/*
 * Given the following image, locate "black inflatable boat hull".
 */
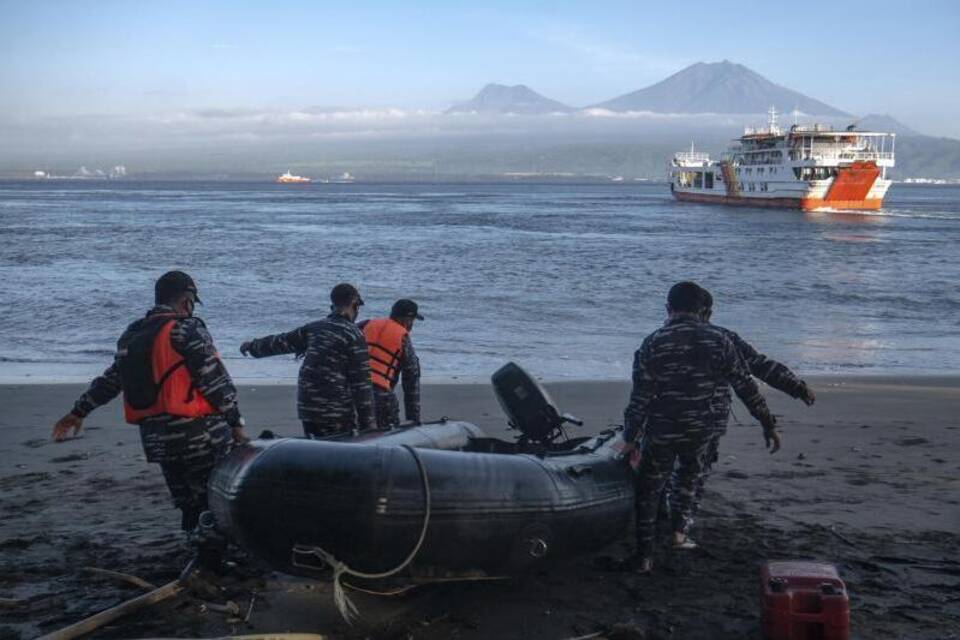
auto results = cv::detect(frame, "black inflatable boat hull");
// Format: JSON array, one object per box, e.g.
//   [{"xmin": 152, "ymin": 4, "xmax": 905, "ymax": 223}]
[{"xmin": 208, "ymin": 430, "xmax": 633, "ymax": 577}]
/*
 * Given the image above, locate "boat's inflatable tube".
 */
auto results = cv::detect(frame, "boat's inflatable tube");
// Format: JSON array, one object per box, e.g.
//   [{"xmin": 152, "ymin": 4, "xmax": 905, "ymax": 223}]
[{"xmin": 208, "ymin": 429, "xmax": 633, "ymax": 577}]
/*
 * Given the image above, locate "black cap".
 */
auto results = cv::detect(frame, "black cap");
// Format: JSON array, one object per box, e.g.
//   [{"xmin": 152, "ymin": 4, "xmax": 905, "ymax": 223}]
[
  {"xmin": 155, "ymin": 271, "xmax": 201, "ymax": 305},
  {"xmin": 390, "ymin": 298, "xmax": 423, "ymax": 320},
  {"xmin": 330, "ymin": 283, "xmax": 364, "ymax": 307}
]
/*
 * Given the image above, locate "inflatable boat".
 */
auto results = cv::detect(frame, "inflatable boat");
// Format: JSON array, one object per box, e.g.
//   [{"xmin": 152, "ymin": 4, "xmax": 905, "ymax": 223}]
[{"xmin": 207, "ymin": 363, "xmax": 634, "ymax": 580}]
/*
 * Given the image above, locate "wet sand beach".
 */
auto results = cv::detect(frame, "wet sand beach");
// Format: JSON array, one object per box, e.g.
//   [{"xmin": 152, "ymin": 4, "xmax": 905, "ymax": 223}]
[{"xmin": 1, "ymin": 378, "xmax": 958, "ymax": 639}]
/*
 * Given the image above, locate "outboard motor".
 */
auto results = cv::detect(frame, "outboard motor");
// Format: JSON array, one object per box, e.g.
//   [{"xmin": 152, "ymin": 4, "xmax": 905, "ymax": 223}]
[{"xmin": 491, "ymin": 362, "xmax": 582, "ymax": 444}]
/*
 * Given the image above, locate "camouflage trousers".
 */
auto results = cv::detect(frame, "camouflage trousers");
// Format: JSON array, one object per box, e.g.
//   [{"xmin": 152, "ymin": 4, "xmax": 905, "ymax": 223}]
[
  {"xmin": 634, "ymin": 427, "xmax": 713, "ymax": 557},
  {"xmin": 301, "ymin": 418, "xmax": 357, "ymax": 439},
  {"xmin": 373, "ymin": 388, "xmax": 400, "ymax": 430},
  {"xmin": 660, "ymin": 415, "xmax": 728, "ymax": 523},
  {"xmin": 139, "ymin": 416, "xmax": 235, "ymax": 531}
]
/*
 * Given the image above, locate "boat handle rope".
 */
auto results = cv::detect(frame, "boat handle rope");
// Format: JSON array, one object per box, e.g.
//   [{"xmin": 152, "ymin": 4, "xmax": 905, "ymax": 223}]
[{"xmin": 292, "ymin": 443, "xmax": 432, "ymax": 625}]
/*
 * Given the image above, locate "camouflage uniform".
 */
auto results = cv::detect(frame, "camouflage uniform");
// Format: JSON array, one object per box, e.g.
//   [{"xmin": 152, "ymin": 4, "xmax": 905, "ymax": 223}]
[
  {"xmin": 662, "ymin": 326, "xmax": 809, "ymax": 517},
  {"xmin": 358, "ymin": 320, "xmax": 421, "ymax": 429},
  {"xmin": 624, "ymin": 314, "xmax": 775, "ymax": 557},
  {"xmin": 244, "ymin": 312, "xmax": 375, "ymax": 437},
  {"xmin": 71, "ymin": 305, "xmax": 242, "ymax": 531}
]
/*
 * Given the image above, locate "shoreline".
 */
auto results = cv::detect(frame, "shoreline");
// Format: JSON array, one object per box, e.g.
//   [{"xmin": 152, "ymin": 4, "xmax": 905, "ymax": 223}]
[{"xmin": 2, "ymin": 372, "xmax": 960, "ymax": 386}]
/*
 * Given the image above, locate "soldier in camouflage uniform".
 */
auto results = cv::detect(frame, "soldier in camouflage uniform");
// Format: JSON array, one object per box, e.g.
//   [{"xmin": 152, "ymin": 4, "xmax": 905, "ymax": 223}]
[
  {"xmin": 358, "ymin": 299, "xmax": 422, "ymax": 429},
  {"xmin": 52, "ymin": 271, "xmax": 248, "ymax": 538},
  {"xmin": 661, "ymin": 286, "xmax": 816, "ymax": 518},
  {"xmin": 621, "ymin": 281, "xmax": 780, "ymax": 573},
  {"xmin": 240, "ymin": 283, "xmax": 375, "ymax": 438}
]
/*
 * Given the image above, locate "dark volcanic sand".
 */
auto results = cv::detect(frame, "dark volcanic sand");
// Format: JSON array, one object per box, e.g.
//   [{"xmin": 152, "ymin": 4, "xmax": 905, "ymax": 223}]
[{"xmin": 1, "ymin": 379, "xmax": 958, "ymax": 639}]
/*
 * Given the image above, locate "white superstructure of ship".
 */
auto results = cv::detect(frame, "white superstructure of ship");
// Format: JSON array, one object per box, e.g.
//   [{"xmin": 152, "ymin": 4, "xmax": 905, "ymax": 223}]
[
  {"xmin": 275, "ymin": 170, "xmax": 312, "ymax": 184},
  {"xmin": 668, "ymin": 108, "xmax": 895, "ymax": 210}
]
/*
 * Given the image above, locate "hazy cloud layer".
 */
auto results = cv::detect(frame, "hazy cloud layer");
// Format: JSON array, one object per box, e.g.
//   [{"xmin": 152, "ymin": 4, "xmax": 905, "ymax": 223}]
[{"xmin": 0, "ymin": 106, "xmax": 856, "ymax": 173}]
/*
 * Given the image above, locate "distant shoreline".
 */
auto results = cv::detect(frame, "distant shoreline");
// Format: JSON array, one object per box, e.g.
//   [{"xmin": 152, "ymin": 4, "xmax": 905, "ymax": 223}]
[
  {"xmin": 1, "ymin": 176, "xmax": 666, "ymax": 185},
  {"xmin": 2, "ymin": 177, "xmax": 959, "ymax": 186}
]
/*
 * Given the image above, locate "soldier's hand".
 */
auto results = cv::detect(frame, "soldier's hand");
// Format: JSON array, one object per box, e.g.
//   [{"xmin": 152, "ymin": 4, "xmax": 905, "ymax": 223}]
[
  {"xmin": 232, "ymin": 426, "xmax": 250, "ymax": 445},
  {"xmin": 239, "ymin": 341, "xmax": 253, "ymax": 357},
  {"xmin": 619, "ymin": 439, "xmax": 636, "ymax": 458},
  {"xmin": 763, "ymin": 428, "xmax": 782, "ymax": 454},
  {"xmin": 799, "ymin": 383, "xmax": 816, "ymax": 406},
  {"xmin": 52, "ymin": 413, "xmax": 84, "ymax": 442}
]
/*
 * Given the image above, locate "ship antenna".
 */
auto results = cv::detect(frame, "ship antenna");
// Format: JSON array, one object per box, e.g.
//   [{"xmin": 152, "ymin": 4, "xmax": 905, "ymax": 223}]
[{"xmin": 792, "ymin": 106, "xmax": 800, "ymax": 126}]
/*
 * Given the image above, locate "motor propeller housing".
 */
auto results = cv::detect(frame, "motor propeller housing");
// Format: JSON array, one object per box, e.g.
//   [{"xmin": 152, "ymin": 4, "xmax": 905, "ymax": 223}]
[{"xmin": 491, "ymin": 362, "xmax": 581, "ymax": 444}]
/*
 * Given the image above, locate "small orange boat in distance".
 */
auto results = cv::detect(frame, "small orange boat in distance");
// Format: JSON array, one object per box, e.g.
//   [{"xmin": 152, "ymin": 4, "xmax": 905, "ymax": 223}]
[{"xmin": 275, "ymin": 170, "xmax": 312, "ymax": 184}]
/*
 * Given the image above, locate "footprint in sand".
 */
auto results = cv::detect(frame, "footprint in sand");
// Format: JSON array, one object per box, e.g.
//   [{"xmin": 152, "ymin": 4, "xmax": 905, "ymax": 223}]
[{"xmin": 0, "ymin": 472, "xmax": 52, "ymax": 489}]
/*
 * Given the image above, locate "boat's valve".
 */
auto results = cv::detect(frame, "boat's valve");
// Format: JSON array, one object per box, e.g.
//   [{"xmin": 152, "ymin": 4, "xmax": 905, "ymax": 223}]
[{"xmin": 526, "ymin": 537, "xmax": 549, "ymax": 559}]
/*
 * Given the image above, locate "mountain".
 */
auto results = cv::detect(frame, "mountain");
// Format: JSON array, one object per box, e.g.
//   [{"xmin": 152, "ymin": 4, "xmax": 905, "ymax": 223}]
[
  {"xmin": 447, "ymin": 83, "xmax": 573, "ymax": 115},
  {"xmin": 857, "ymin": 113, "xmax": 919, "ymax": 136},
  {"xmin": 592, "ymin": 60, "xmax": 850, "ymax": 117}
]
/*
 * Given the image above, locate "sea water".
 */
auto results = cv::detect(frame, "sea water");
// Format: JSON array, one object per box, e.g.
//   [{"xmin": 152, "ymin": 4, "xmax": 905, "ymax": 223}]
[{"xmin": 1, "ymin": 181, "xmax": 958, "ymax": 382}]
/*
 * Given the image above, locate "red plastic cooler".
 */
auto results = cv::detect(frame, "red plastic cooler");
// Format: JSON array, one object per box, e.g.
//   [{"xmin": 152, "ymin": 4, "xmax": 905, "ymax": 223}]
[{"xmin": 761, "ymin": 561, "xmax": 850, "ymax": 640}]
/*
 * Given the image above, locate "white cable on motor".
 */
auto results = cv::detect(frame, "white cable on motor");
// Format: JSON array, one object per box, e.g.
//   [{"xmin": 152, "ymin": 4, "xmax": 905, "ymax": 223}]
[{"xmin": 293, "ymin": 443, "xmax": 432, "ymax": 624}]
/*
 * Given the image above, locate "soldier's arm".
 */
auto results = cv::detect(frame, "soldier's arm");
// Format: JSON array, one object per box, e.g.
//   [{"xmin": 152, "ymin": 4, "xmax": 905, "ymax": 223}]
[
  {"xmin": 171, "ymin": 318, "xmax": 243, "ymax": 429},
  {"xmin": 729, "ymin": 330, "xmax": 809, "ymax": 400},
  {"xmin": 72, "ymin": 362, "xmax": 123, "ymax": 418},
  {"xmin": 721, "ymin": 337, "xmax": 775, "ymax": 427},
  {"xmin": 54, "ymin": 362, "xmax": 122, "ymax": 440},
  {"xmin": 243, "ymin": 326, "xmax": 308, "ymax": 358},
  {"xmin": 347, "ymin": 329, "xmax": 376, "ymax": 430},
  {"xmin": 399, "ymin": 334, "xmax": 421, "ymax": 424},
  {"xmin": 623, "ymin": 342, "xmax": 655, "ymax": 442}
]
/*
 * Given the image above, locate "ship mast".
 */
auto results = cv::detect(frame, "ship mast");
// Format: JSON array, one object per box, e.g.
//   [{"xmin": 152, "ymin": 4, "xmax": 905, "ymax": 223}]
[{"xmin": 767, "ymin": 106, "xmax": 781, "ymax": 134}]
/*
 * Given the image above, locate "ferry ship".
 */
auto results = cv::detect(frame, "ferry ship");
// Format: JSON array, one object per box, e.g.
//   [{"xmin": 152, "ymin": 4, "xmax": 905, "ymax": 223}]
[
  {"xmin": 668, "ymin": 108, "xmax": 895, "ymax": 210},
  {"xmin": 275, "ymin": 170, "xmax": 312, "ymax": 184}
]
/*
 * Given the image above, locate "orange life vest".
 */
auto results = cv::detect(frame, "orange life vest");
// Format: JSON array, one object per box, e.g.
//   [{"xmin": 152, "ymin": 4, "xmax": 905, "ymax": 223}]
[
  {"xmin": 121, "ymin": 316, "xmax": 217, "ymax": 424},
  {"xmin": 363, "ymin": 318, "xmax": 408, "ymax": 391}
]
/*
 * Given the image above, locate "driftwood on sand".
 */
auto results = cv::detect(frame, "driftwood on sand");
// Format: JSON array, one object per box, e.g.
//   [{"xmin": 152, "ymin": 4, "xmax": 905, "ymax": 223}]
[
  {"xmin": 82, "ymin": 566, "xmax": 157, "ymax": 590},
  {"xmin": 134, "ymin": 636, "xmax": 327, "ymax": 639},
  {"xmin": 36, "ymin": 579, "xmax": 183, "ymax": 640},
  {"xmin": 0, "ymin": 597, "xmax": 26, "ymax": 609}
]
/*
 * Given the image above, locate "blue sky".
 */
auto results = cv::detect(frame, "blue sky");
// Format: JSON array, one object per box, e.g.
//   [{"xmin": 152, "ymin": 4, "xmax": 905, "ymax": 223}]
[{"xmin": 1, "ymin": 0, "xmax": 959, "ymax": 136}]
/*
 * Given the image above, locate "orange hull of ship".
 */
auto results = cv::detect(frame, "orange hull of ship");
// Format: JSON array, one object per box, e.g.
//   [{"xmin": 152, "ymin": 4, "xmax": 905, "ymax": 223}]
[
  {"xmin": 801, "ymin": 198, "xmax": 882, "ymax": 211},
  {"xmin": 673, "ymin": 191, "xmax": 883, "ymax": 211}
]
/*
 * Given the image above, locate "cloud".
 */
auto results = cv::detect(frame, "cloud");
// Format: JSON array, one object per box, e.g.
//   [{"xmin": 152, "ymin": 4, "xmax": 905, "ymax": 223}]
[{"xmin": 0, "ymin": 105, "xmax": 783, "ymax": 165}]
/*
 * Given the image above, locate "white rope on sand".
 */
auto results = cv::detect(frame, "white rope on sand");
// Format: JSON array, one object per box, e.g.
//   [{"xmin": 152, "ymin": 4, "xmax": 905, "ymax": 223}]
[{"xmin": 292, "ymin": 444, "xmax": 432, "ymax": 625}]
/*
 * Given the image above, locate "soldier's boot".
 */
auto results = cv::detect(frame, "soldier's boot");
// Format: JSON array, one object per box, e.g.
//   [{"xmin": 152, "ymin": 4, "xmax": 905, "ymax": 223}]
[
  {"xmin": 181, "ymin": 507, "xmax": 201, "ymax": 532},
  {"xmin": 672, "ymin": 531, "xmax": 698, "ymax": 550},
  {"xmin": 186, "ymin": 511, "xmax": 229, "ymax": 575}
]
